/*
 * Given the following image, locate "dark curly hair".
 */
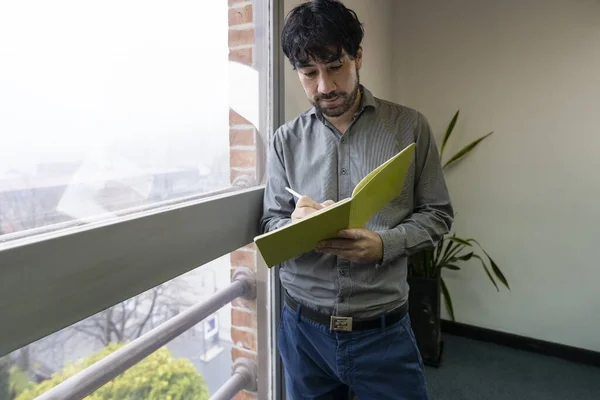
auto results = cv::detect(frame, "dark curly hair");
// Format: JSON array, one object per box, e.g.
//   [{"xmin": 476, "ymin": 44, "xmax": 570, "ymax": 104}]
[{"xmin": 281, "ymin": 0, "xmax": 364, "ymax": 69}]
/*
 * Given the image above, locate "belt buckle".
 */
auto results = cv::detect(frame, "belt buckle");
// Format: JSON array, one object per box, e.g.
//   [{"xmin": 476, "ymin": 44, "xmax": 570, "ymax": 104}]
[{"xmin": 330, "ymin": 316, "xmax": 353, "ymax": 332}]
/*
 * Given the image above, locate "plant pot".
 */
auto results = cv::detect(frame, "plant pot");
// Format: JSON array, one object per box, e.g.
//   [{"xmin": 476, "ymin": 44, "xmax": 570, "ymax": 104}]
[{"xmin": 407, "ymin": 274, "xmax": 443, "ymax": 367}]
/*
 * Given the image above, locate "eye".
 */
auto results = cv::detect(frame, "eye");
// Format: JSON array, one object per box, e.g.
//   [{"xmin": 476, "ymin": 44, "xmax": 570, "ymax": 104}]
[
  {"xmin": 330, "ymin": 65, "xmax": 342, "ymax": 71},
  {"xmin": 302, "ymin": 70, "xmax": 317, "ymax": 78}
]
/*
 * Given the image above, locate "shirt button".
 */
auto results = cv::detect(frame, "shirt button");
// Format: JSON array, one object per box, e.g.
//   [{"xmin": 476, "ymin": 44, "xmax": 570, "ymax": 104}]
[
  {"xmin": 341, "ymin": 168, "xmax": 347, "ymax": 174},
  {"xmin": 339, "ymin": 269, "xmax": 347, "ymax": 276},
  {"xmin": 339, "ymin": 296, "xmax": 345, "ymax": 303},
  {"xmin": 341, "ymin": 137, "xmax": 346, "ymax": 143}
]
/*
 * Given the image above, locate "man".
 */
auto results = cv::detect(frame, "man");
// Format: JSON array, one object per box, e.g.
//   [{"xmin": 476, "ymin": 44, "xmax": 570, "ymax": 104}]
[{"xmin": 259, "ymin": 1, "xmax": 454, "ymax": 399}]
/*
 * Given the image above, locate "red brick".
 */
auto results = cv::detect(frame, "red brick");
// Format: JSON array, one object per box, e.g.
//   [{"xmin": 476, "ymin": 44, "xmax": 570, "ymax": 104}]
[
  {"xmin": 229, "ymin": 47, "xmax": 253, "ymax": 66},
  {"xmin": 229, "ymin": 28, "xmax": 255, "ymax": 48},
  {"xmin": 232, "ymin": 308, "xmax": 257, "ymax": 330},
  {"xmin": 230, "ymin": 169, "xmax": 256, "ymax": 185},
  {"xmin": 231, "ymin": 327, "xmax": 257, "ymax": 352},
  {"xmin": 232, "ymin": 297, "xmax": 257, "ymax": 312},
  {"xmin": 231, "ymin": 150, "xmax": 256, "ymax": 169},
  {"xmin": 228, "ymin": 4, "xmax": 253, "ymax": 26},
  {"xmin": 234, "ymin": 391, "xmax": 257, "ymax": 400},
  {"xmin": 229, "ymin": 109, "xmax": 252, "ymax": 126},
  {"xmin": 230, "ymin": 128, "xmax": 255, "ymax": 146},
  {"xmin": 231, "ymin": 249, "xmax": 256, "ymax": 268},
  {"xmin": 231, "ymin": 346, "xmax": 257, "ymax": 362}
]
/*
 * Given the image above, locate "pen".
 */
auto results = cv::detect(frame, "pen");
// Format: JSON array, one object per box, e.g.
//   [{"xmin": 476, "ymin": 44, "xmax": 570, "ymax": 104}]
[{"xmin": 285, "ymin": 187, "xmax": 303, "ymax": 199}]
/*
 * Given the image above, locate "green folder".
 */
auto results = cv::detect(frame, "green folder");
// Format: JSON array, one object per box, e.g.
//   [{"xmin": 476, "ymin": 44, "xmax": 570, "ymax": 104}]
[{"xmin": 255, "ymin": 142, "xmax": 415, "ymax": 267}]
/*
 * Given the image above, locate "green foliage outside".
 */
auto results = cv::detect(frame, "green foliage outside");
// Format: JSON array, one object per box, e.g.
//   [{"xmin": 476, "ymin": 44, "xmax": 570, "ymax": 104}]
[
  {"xmin": 16, "ymin": 343, "xmax": 209, "ymax": 400},
  {"xmin": 0, "ymin": 355, "xmax": 30, "ymax": 400},
  {"xmin": 0, "ymin": 356, "xmax": 10, "ymax": 400},
  {"xmin": 10, "ymin": 365, "xmax": 30, "ymax": 398}
]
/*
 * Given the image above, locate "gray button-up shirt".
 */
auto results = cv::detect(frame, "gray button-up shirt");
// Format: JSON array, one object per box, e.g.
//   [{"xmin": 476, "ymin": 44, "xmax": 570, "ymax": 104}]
[{"xmin": 259, "ymin": 86, "xmax": 453, "ymax": 318}]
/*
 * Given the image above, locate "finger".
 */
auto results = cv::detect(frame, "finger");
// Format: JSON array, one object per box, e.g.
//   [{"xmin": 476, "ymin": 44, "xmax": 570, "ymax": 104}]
[
  {"xmin": 297, "ymin": 196, "xmax": 323, "ymax": 210},
  {"xmin": 320, "ymin": 200, "xmax": 335, "ymax": 207},
  {"xmin": 337, "ymin": 229, "xmax": 365, "ymax": 240},
  {"xmin": 317, "ymin": 238, "xmax": 354, "ymax": 250}
]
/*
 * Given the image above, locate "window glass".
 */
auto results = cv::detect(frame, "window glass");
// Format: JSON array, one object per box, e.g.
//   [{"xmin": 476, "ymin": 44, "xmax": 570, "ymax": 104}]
[
  {"xmin": 0, "ymin": 256, "xmax": 239, "ymax": 398},
  {"xmin": 0, "ymin": 0, "xmax": 263, "ymax": 398},
  {"xmin": 0, "ymin": 0, "xmax": 260, "ymax": 243}
]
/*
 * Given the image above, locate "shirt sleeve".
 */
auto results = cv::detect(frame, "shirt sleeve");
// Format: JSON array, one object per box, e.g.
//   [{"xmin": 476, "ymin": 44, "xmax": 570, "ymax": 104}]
[
  {"xmin": 375, "ymin": 112, "xmax": 454, "ymax": 267},
  {"xmin": 259, "ymin": 128, "xmax": 294, "ymax": 234}
]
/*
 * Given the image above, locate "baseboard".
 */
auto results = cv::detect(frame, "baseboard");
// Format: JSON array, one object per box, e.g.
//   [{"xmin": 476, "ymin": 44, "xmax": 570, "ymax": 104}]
[{"xmin": 441, "ymin": 320, "xmax": 600, "ymax": 368}]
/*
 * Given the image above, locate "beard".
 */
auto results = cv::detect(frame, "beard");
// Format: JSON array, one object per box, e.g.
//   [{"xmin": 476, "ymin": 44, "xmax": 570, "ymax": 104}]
[{"xmin": 311, "ymin": 69, "xmax": 360, "ymax": 118}]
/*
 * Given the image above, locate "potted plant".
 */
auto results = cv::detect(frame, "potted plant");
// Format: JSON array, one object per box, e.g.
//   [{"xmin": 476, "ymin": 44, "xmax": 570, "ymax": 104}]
[{"xmin": 407, "ymin": 110, "xmax": 510, "ymax": 367}]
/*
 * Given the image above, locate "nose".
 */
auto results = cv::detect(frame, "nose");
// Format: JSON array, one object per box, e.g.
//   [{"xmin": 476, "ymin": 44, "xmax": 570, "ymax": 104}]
[{"xmin": 317, "ymin": 73, "xmax": 336, "ymax": 95}]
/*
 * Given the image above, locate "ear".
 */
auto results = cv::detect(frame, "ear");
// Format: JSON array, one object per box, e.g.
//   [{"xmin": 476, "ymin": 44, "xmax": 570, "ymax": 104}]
[{"xmin": 355, "ymin": 47, "xmax": 363, "ymax": 69}]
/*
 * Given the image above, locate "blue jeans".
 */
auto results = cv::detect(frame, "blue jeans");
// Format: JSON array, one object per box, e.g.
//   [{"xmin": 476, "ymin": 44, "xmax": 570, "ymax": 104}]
[{"xmin": 278, "ymin": 302, "xmax": 429, "ymax": 400}]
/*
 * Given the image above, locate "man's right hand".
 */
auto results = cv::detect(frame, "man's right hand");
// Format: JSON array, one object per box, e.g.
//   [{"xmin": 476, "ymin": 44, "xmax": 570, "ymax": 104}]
[{"xmin": 291, "ymin": 196, "xmax": 335, "ymax": 223}]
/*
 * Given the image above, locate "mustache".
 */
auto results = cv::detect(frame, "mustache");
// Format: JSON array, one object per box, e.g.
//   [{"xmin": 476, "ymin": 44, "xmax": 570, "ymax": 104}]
[{"xmin": 316, "ymin": 91, "xmax": 345, "ymax": 101}]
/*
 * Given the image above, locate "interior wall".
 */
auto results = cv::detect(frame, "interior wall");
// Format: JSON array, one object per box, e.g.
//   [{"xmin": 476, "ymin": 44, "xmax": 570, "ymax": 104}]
[
  {"xmin": 283, "ymin": 0, "xmax": 395, "ymax": 120},
  {"xmin": 393, "ymin": 0, "xmax": 600, "ymax": 351}
]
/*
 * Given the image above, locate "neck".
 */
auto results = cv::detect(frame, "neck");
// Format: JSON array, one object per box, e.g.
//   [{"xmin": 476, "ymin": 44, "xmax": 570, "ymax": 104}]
[{"xmin": 325, "ymin": 89, "xmax": 362, "ymax": 131}]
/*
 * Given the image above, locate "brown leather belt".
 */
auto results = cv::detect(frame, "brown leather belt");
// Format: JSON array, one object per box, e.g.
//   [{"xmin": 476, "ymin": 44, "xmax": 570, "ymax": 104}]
[{"xmin": 284, "ymin": 292, "xmax": 408, "ymax": 332}]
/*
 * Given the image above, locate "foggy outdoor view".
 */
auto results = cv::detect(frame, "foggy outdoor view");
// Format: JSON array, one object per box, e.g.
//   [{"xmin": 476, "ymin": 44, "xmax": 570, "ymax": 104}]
[{"xmin": 0, "ymin": 1, "xmax": 252, "ymax": 397}]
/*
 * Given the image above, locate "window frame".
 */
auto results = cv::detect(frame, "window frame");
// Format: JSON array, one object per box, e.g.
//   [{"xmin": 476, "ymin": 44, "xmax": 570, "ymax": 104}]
[
  {"xmin": 0, "ymin": 1, "xmax": 284, "ymax": 397},
  {"xmin": 0, "ymin": 186, "xmax": 264, "ymax": 356},
  {"xmin": 254, "ymin": 0, "xmax": 285, "ymax": 398}
]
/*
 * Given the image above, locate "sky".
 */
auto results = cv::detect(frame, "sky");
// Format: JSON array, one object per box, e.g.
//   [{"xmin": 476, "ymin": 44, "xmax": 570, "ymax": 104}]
[{"xmin": 0, "ymin": 0, "xmax": 239, "ymax": 177}]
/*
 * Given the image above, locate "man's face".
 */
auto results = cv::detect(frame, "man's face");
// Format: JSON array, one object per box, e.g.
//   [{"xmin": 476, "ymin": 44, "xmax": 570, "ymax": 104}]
[{"xmin": 296, "ymin": 49, "xmax": 362, "ymax": 118}]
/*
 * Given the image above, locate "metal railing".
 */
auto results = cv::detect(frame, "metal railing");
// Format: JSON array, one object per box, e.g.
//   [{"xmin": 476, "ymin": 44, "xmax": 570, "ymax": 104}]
[
  {"xmin": 210, "ymin": 358, "xmax": 258, "ymax": 400},
  {"xmin": 35, "ymin": 268, "xmax": 258, "ymax": 400}
]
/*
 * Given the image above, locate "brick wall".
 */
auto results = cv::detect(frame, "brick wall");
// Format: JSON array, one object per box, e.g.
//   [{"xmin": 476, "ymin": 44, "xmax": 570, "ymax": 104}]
[{"xmin": 228, "ymin": 1, "xmax": 258, "ymax": 399}]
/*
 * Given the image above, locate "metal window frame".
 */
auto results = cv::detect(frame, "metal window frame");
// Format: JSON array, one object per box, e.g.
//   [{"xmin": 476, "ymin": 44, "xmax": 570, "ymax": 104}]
[
  {"xmin": 255, "ymin": 0, "xmax": 285, "ymax": 398},
  {"xmin": 0, "ymin": 186, "xmax": 265, "ymax": 357},
  {"xmin": 0, "ymin": 0, "xmax": 285, "ymax": 398}
]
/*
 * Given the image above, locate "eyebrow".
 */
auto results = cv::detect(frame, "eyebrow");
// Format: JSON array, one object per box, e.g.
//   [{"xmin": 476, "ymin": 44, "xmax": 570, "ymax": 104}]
[
  {"xmin": 297, "ymin": 58, "xmax": 344, "ymax": 69},
  {"xmin": 297, "ymin": 62, "xmax": 314, "ymax": 69}
]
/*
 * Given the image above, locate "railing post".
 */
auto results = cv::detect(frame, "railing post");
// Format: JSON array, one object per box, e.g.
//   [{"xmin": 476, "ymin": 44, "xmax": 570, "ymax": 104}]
[
  {"xmin": 232, "ymin": 267, "xmax": 257, "ymax": 301},
  {"xmin": 208, "ymin": 357, "xmax": 258, "ymax": 400}
]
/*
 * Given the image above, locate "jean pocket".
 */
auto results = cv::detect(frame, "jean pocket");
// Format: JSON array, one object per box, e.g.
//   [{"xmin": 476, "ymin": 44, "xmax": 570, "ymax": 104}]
[{"xmin": 401, "ymin": 314, "xmax": 425, "ymax": 370}]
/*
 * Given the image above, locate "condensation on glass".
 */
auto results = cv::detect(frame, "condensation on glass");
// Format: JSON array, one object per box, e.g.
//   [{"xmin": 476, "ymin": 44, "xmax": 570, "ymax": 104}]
[
  {"xmin": 0, "ymin": 1, "xmax": 264, "ymax": 398},
  {"xmin": 0, "ymin": 0, "xmax": 260, "ymax": 243}
]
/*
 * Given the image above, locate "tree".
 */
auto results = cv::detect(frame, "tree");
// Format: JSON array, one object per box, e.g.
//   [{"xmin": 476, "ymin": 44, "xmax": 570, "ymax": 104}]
[
  {"xmin": 70, "ymin": 279, "xmax": 196, "ymax": 347},
  {"xmin": 16, "ymin": 343, "xmax": 209, "ymax": 400},
  {"xmin": 0, "ymin": 356, "xmax": 10, "ymax": 400}
]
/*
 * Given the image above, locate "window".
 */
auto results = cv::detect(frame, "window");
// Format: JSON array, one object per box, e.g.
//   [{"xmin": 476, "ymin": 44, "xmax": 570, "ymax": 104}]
[
  {"xmin": 0, "ymin": 0, "xmax": 276, "ymax": 399},
  {"xmin": 0, "ymin": 0, "xmax": 262, "ymax": 244}
]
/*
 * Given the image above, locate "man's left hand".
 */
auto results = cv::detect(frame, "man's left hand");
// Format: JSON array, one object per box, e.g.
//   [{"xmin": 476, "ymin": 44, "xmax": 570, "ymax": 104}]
[{"xmin": 316, "ymin": 228, "xmax": 383, "ymax": 264}]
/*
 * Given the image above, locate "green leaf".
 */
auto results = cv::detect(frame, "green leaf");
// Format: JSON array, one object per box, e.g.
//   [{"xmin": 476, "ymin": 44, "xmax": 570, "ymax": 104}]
[
  {"xmin": 443, "ymin": 131, "xmax": 494, "ymax": 169},
  {"xmin": 453, "ymin": 252, "xmax": 474, "ymax": 262},
  {"xmin": 434, "ymin": 238, "xmax": 458, "ymax": 276},
  {"xmin": 441, "ymin": 241, "xmax": 469, "ymax": 266},
  {"xmin": 440, "ymin": 278, "xmax": 455, "ymax": 321},
  {"xmin": 440, "ymin": 241, "xmax": 460, "ymax": 264},
  {"xmin": 445, "ymin": 236, "xmax": 474, "ymax": 247},
  {"xmin": 473, "ymin": 254, "xmax": 499, "ymax": 292},
  {"xmin": 443, "ymin": 264, "xmax": 461, "ymax": 270},
  {"xmin": 14, "ymin": 344, "xmax": 210, "ymax": 400},
  {"xmin": 472, "ymin": 239, "xmax": 511, "ymax": 290},
  {"xmin": 440, "ymin": 109, "xmax": 459, "ymax": 158},
  {"xmin": 434, "ymin": 236, "xmax": 445, "ymax": 263}
]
